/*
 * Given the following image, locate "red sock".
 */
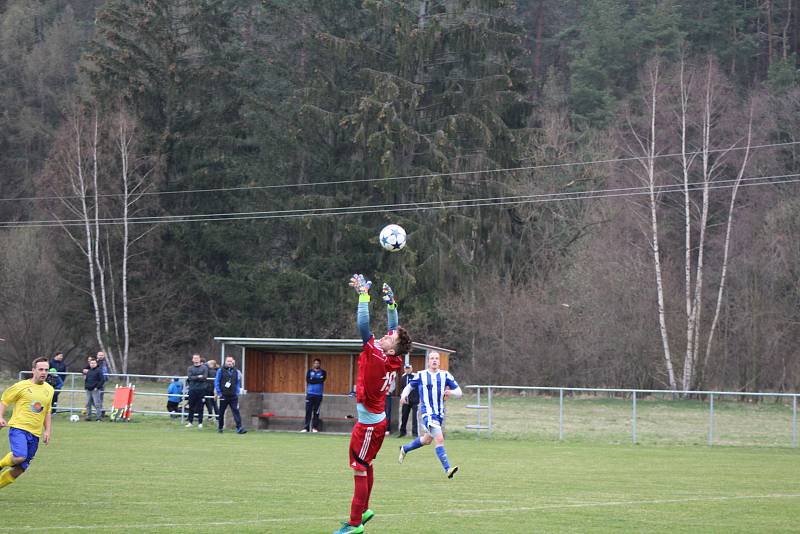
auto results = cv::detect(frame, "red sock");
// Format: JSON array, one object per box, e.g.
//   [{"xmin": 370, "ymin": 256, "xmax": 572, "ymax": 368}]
[
  {"xmin": 349, "ymin": 474, "xmax": 369, "ymax": 526},
  {"xmin": 365, "ymin": 464, "xmax": 374, "ymax": 511}
]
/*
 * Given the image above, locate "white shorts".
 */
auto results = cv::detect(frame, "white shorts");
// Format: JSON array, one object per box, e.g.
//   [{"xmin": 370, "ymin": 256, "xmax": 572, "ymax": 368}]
[{"xmin": 421, "ymin": 413, "xmax": 444, "ymax": 437}]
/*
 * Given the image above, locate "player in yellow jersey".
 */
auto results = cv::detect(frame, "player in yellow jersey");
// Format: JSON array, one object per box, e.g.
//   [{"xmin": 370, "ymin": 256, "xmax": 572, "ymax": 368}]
[{"xmin": 0, "ymin": 357, "xmax": 54, "ymax": 489}]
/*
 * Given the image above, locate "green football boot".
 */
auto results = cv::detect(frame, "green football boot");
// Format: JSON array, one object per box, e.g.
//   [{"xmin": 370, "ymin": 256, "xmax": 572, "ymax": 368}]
[{"xmin": 361, "ymin": 509, "xmax": 374, "ymax": 525}]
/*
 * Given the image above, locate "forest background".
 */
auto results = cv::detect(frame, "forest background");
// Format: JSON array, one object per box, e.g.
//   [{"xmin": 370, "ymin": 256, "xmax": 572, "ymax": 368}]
[{"xmin": 1, "ymin": 0, "xmax": 799, "ymax": 394}]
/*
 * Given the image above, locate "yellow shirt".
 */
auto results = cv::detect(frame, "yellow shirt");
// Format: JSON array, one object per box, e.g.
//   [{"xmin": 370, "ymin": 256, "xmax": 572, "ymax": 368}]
[{"xmin": 1, "ymin": 380, "xmax": 54, "ymax": 437}]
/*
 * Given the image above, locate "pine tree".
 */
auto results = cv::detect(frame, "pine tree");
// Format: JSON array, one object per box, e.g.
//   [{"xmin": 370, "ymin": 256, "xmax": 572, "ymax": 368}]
[{"xmin": 266, "ymin": 0, "xmax": 533, "ymax": 311}]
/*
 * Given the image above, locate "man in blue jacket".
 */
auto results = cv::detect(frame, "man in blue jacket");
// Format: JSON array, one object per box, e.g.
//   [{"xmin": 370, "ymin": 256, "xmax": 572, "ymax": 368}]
[
  {"xmin": 214, "ymin": 356, "xmax": 246, "ymax": 434},
  {"xmin": 302, "ymin": 358, "xmax": 327, "ymax": 432}
]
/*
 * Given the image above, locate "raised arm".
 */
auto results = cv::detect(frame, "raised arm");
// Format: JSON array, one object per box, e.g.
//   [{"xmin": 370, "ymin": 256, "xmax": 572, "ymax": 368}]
[
  {"xmin": 382, "ymin": 282, "xmax": 398, "ymax": 331},
  {"xmin": 350, "ymin": 274, "xmax": 373, "ymax": 343}
]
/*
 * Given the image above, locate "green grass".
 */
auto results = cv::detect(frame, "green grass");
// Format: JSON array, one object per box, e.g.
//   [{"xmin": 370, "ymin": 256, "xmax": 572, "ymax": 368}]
[
  {"xmin": 1, "ymin": 415, "xmax": 800, "ymax": 533},
  {"xmin": 5, "ymin": 376, "xmax": 797, "ymax": 447},
  {"xmin": 446, "ymin": 393, "xmax": 799, "ymax": 447}
]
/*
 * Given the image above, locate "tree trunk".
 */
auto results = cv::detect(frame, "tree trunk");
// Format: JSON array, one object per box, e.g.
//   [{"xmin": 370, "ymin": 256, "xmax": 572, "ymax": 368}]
[
  {"xmin": 642, "ymin": 61, "xmax": 677, "ymax": 390},
  {"xmin": 73, "ymin": 114, "xmax": 105, "ymax": 373},
  {"xmin": 119, "ymin": 116, "xmax": 132, "ymax": 374},
  {"xmin": 678, "ymin": 54, "xmax": 699, "ymax": 393},
  {"xmin": 533, "ymin": 0, "xmax": 545, "ymax": 81},
  {"xmin": 767, "ymin": 0, "xmax": 774, "ymax": 65},
  {"xmin": 683, "ymin": 59, "xmax": 715, "ymax": 392},
  {"xmin": 91, "ymin": 111, "xmax": 116, "ymax": 373},
  {"xmin": 702, "ymin": 107, "xmax": 754, "ymax": 383},
  {"xmin": 783, "ymin": 0, "xmax": 792, "ymax": 59}
]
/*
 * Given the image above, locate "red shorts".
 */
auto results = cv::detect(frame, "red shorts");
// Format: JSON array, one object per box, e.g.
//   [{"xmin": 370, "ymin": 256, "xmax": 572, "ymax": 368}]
[{"xmin": 348, "ymin": 419, "xmax": 388, "ymax": 472}]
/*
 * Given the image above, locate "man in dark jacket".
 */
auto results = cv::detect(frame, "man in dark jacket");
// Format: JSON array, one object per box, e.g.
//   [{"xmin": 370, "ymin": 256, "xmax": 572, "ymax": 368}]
[
  {"xmin": 214, "ymin": 356, "xmax": 246, "ymax": 434},
  {"xmin": 48, "ymin": 352, "xmax": 67, "ymax": 413},
  {"xmin": 302, "ymin": 358, "xmax": 327, "ymax": 432},
  {"xmin": 185, "ymin": 354, "xmax": 208, "ymax": 429},
  {"xmin": 84, "ymin": 358, "xmax": 106, "ymax": 421},
  {"xmin": 397, "ymin": 363, "xmax": 419, "ymax": 437},
  {"xmin": 204, "ymin": 359, "xmax": 219, "ymax": 424}
]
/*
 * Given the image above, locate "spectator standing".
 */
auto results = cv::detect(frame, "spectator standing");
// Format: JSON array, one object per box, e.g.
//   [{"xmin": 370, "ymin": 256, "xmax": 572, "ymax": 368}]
[
  {"xmin": 204, "ymin": 360, "xmax": 219, "ymax": 424},
  {"xmin": 185, "ymin": 354, "xmax": 208, "ymax": 429},
  {"xmin": 302, "ymin": 358, "xmax": 327, "ymax": 433},
  {"xmin": 166, "ymin": 378, "xmax": 183, "ymax": 417},
  {"xmin": 48, "ymin": 353, "xmax": 67, "ymax": 413},
  {"xmin": 214, "ymin": 356, "xmax": 247, "ymax": 434},
  {"xmin": 84, "ymin": 358, "xmax": 106, "ymax": 421},
  {"xmin": 95, "ymin": 351, "xmax": 109, "ymax": 418},
  {"xmin": 397, "ymin": 363, "xmax": 419, "ymax": 437},
  {"xmin": 45, "ymin": 368, "xmax": 63, "ymax": 413}
]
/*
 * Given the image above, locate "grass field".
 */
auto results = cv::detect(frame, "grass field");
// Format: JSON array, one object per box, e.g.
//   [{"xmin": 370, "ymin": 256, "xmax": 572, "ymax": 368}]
[
  {"xmin": 447, "ymin": 393, "xmax": 800, "ymax": 447},
  {"xmin": 4, "ymin": 375, "xmax": 797, "ymax": 447},
  {"xmin": 1, "ymin": 415, "xmax": 799, "ymax": 533}
]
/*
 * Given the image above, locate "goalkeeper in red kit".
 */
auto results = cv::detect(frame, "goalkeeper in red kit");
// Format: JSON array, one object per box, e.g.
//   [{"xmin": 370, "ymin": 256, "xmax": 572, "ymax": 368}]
[{"xmin": 333, "ymin": 275, "xmax": 412, "ymax": 534}]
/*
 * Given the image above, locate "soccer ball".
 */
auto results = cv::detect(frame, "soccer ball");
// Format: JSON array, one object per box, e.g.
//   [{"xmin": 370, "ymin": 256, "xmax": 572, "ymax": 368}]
[
  {"xmin": 379, "ymin": 224, "xmax": 407, "ymax": 252},
  {"xmin": 69, "ymin": 414, "xmax": 80, "ymax": 422}
]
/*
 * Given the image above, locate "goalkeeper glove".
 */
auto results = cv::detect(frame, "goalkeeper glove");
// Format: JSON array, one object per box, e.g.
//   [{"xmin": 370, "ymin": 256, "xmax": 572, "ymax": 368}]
[
  {"xmin": 349, "ymin": 274, "xmax": 372, "ymax": 295},
  {"xmin": 381, "ymin": 282, "xmax": 396, "ymax": 306}
]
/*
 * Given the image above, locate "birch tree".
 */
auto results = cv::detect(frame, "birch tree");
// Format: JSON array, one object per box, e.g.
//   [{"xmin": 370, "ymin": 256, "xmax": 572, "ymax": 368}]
[
  {"xmin": 111, "ymin": 110, "xmax": 153, "ymax": 373},
  {"xmin": 45, "ymin": 105, "xmax": 152, "ymax": 374},
  {"xmin": 625, "ymin": 58, "xmax": 676, "ymax": 389},
  {"xmin": 49, "ymin": 108, "xmax": 117, "ymax": 371},
  {"xmin": 626, "ymin": 56, "xmax": 757, "ymax": 391}
]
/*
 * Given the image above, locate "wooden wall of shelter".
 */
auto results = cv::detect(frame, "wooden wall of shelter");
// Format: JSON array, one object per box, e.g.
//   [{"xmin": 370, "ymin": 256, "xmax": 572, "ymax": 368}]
[{"xmin": 244, "ymin": 349, "xmax": 448, "ymax": 394}]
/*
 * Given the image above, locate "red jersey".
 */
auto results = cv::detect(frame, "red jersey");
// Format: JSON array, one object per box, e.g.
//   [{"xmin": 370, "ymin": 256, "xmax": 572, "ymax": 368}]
[{"xmin": 356, "ymin": 335, "xmax": 403, "ymax": 414}]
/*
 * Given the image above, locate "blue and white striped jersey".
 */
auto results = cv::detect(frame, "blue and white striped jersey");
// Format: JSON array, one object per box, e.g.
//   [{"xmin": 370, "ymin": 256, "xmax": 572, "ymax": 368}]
[{"xmin": 405, "ymin": 370, "xmax": 461, "ymax": 420}]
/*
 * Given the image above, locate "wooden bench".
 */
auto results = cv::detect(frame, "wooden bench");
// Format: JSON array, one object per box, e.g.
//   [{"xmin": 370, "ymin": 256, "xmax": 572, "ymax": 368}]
[{"xmin": 257, "ymin": 412, "xmax": 356, "ymax": 432}]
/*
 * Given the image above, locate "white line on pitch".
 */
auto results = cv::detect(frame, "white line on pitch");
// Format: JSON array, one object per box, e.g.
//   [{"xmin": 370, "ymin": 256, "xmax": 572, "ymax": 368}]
[{"xmin": 3, "ymin": 493, "xmax": 800, "ymax": 531}]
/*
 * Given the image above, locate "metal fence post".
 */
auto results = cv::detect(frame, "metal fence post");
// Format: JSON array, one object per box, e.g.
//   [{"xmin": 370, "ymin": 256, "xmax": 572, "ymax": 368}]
[
  {"xmin": 487, "ymin": 387, "xmax": 493, "ymax": 434},
  {"xmin": 632, "ymin": 390, "xmax": 637, "ymax": 444},
  {"xmin": 708, "ymin": 393, "xmax": 714, "ymax": 446},
  {"xmin": 70, "ymin": 373, "xmax": 76, "ymax": 413},
  {"xmin": 793, "ymin": 395, "xmax": 797, "ymax": 449},
  {"xmin": 559, "ymin": 388, "xmax": 564, "ymax": 441},
  {"xmin": 476, "ymin": 387, "xmax": 482, "ymax": 435}
]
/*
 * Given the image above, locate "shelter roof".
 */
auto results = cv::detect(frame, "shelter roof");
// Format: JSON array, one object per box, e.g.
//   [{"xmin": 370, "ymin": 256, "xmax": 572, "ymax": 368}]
[{"xmin": 214, "ymin": 337, "xmax": 454, "ymax": 356}]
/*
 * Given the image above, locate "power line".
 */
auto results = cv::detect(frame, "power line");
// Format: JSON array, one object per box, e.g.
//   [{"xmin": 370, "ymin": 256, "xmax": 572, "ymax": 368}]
[
  {"xmin": 1, "ymin": 172, "xmax": 797, "ymax": 229},
  {"xmin": 2, "ymin": 140, "xmax": 798, "ymax": 204}
]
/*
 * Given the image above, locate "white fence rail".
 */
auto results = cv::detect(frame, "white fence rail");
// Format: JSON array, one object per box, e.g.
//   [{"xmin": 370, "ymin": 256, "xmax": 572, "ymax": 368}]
[
  {"xmin": 464, "ymin": 385, "xmax": 800, "ymax": 447},
  {"xmin": 17, "ymin": 370, "xmax": 217, "ymax": 420}
]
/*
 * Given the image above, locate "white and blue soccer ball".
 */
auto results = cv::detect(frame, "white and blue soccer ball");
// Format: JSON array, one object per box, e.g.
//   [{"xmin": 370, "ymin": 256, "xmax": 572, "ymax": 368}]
[
  {"xmin": 379, "ymin": 224, "xmax": 407, "ymax": 252},
  {"xmin": 69, "ymin": 414, "xmax": 80, "ymax": 422}
]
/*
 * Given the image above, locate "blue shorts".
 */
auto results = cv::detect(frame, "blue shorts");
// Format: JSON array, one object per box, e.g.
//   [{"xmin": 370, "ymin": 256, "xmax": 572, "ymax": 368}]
[{"xmin": 8, "ymin": 427, "xmax": 39, "ymax": 471}]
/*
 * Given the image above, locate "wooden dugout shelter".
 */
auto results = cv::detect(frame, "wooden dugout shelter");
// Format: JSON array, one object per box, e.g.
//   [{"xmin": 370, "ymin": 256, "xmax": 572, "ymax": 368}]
[
  {"xmin": 213, "ymin": 336, "xmax": 455, "ymax": 431},
  {"xmin": 214, "ymin": 337, "xmax": 454, "ymax": 395}
]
